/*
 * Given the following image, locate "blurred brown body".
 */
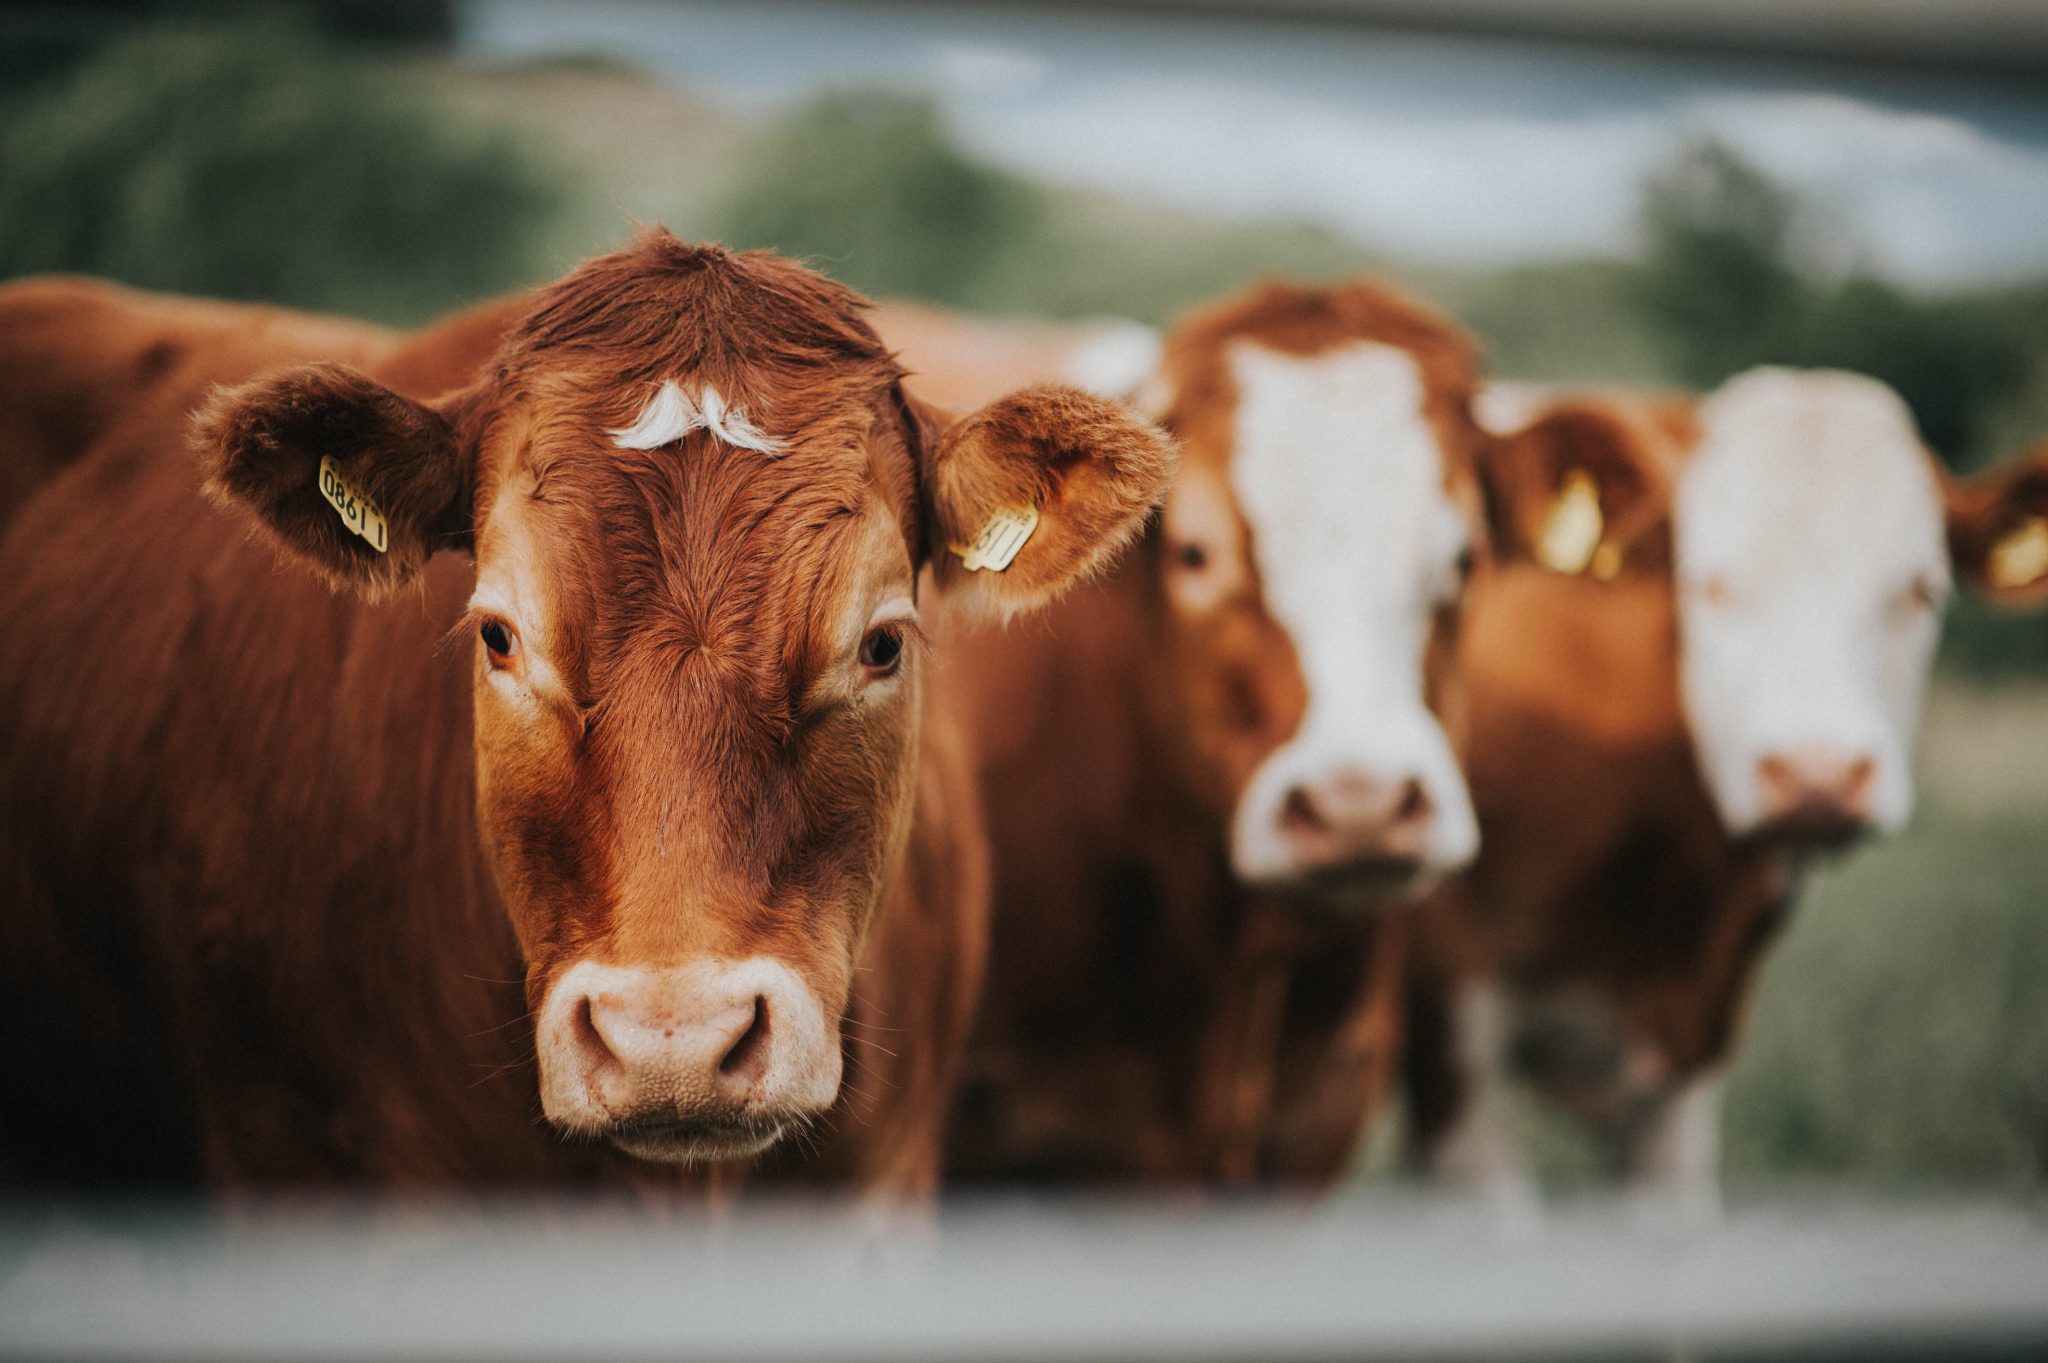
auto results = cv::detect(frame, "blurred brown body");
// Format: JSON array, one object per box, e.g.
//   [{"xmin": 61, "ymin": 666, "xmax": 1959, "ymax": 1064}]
[
  {"xmin": 0, "ymin": 251, "xmax": 1169, "ymax": 1196},
  {"xmin": 939, "ymin": 560, "xmax": 1410, "ymax": 1184}
]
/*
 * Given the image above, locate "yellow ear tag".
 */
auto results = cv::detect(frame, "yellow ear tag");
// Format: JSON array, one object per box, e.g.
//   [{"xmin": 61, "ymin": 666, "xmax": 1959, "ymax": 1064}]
[
  {"xmin": 1988, "ymin": 515, "xmax": 2048, "ymax": 590},
  {"xmin": 954, "ymin": 504, "xmax": 1038, "ymax": 573},
  {"xmin": 1590, "ymin": 541, "xmax": 1624, "ymax": 581},
  {"xmin": 1536, "ymin": 468, "xmax": 1604, "ymax": 576},
  {"xmin": 317, "ymin": 455, "xmax": 389, "ymax": 554}
]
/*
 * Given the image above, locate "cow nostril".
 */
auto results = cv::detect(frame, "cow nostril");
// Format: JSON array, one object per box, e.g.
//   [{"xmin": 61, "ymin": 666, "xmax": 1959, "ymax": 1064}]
[
  {"xmin": 1395, "ymin": 778, "xmax": 1432, "ymax": 826},
  {"xmin": 570, "ymin": 994, "xmax": 620, "ymax": 1075},
  {"xmin": 1844, "ymin": 757, "xmax": 1876, "ymax": 795},
  {"xmin": 1280, "ymin": 786, "xmax": 1328, "ymax": 835},
  {"xmin": 718, "ymin": 996, "xmax": 772, "ymax": 1083}
]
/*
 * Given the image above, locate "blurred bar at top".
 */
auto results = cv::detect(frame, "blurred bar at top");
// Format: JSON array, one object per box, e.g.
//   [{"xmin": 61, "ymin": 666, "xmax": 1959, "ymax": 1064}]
[{"xmin": 1086, "ymin": 0, "xmax": 2048, "ymax": 78}]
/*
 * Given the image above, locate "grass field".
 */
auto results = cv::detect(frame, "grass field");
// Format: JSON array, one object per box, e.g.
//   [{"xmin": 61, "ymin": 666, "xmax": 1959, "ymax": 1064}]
[{"xmin": 1723, "ymin": 680, "xmax": 2048, "ymax": 1193}]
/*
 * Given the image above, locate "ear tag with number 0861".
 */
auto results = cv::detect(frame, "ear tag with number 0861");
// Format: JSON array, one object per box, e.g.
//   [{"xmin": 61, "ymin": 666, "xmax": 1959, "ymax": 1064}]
[{"xmin": 317, "ymin": 455, "xmax": 389, "ymax": 554}]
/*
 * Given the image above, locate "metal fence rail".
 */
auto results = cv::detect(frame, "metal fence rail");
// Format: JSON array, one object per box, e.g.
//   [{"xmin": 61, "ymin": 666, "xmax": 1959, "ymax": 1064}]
[{"xmin": 5, "ymin": 1196, "xmax": 2047, "ymax": 1360}]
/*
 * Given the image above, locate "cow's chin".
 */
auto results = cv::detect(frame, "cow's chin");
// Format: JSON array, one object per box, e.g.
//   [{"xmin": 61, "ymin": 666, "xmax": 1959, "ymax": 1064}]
[
  {"xmin": 1743, "ymin": 808, "xmax": 1875, "ymax": 856},
  {"xmin": 600, "ymin": 1113, "xmax": 794, "ymax": 1165},
  {"xmin": 1245, "ymin": 855, "xmax": 1448, "ymax": 914}
]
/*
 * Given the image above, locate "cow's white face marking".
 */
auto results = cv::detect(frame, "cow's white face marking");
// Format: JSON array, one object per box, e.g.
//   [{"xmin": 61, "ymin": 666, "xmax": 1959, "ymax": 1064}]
[
  {"xmin": 611, "ymin": 380, "xmax": 785, "ymax": 454},
  {"xmin": 1223, "ymin": 339, "xmax": 1479, "ymax": 884},
  {"xmin": 1674, "ymin": 368, "xmax": 1949, "ymax": 837}
]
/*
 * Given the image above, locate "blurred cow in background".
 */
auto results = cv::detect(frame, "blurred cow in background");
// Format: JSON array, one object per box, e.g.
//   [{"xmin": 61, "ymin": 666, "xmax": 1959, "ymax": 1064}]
[
  {"xmin": 884, "ymin": 281, "xmax": 1489, "ymax": 1185},
  {"xmin": 0, "ymin": 234, "xmax": 1172, "ymax": 1197},
  {"xmin": 1409, "ymin": 370, "xmax": 2048, "ymax": 1222}
]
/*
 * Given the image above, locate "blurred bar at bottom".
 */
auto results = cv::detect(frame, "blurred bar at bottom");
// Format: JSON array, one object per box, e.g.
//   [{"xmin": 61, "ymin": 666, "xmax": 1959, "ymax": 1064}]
[{"xmin": 3, "ymin": 1195, "xmax": 2046, "ymax": 1361}]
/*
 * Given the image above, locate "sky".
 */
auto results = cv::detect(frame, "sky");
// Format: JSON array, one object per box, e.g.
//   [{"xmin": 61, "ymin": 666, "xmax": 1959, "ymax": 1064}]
[{"xmin": 461, "ymin": 0, "xmax": 2048, "ymax": 287}]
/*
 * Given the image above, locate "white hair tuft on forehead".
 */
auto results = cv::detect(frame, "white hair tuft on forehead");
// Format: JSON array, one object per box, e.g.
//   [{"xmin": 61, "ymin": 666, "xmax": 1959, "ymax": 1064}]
[{"xmin": 610, "ymin": 380, "xmax": 786, "ymax": 454}]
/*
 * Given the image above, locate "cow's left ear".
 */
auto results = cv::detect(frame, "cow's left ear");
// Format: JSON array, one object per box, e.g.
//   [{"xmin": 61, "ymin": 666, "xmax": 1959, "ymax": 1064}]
[
  {"xmin": 1477, "ymin": 400, "xmax": 1676, "ymax": 581},
  {"xmin": 1948, "ymin": 442, "xmax": 2048, "ymax": 606},
  {"xmin": 195, "ymin": 362, "xmax": 474, "ymax": 600},
  {"xmin": 910, "ymin": 384, "xmax": 1175, "ymax": 619}
]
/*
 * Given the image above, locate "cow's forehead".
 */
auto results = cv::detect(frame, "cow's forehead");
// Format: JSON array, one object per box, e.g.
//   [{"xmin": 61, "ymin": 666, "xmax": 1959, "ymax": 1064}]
[
  {"xmin": 1678, "ymin": 369, "xmax": 1947, "ymax": 589},
  {"xmin": 1225, "ymin": 339, "xmax": 1459, "ymax": 578}
]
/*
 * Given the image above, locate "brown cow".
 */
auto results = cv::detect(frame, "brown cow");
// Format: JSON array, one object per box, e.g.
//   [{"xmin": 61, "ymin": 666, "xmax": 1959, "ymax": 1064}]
[
  {"xmin": 1408, "ymin": 376, "xmax": 2048, "ymax": 1222},
  {"xmin": 0, "ymin": 231, "xmax": 1171, "ymax": 1195},
  {"xmin": 883, "ymin": 282, "xmax": 1492, "ymax": 1185}
]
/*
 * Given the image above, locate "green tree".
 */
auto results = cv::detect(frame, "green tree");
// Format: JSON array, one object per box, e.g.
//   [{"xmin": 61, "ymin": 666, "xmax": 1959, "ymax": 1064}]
[
  {"xmin": 0, "ymin": 20, "xmax": 560, "ymax": 324},
  {"xmin": 1633, "ymin": 137, "xmax": 1815, "ymax": 387},
  {"xmin": 713, "ymin": 89, "xmax": 1043, "ymax": 308}
]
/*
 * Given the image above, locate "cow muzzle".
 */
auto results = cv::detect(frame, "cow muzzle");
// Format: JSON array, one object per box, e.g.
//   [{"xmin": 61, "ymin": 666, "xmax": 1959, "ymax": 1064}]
[
  {"xmin": 1752, "ymin": 744, "xmax": 1878, "ymax": 848},
  {"xmin": 1233, "ymin": 755, "xmax": 1476, "ymax": 902},
  {"xmin": 536, "ymin": 957, "xmax": 842, "ymax": 1163}
]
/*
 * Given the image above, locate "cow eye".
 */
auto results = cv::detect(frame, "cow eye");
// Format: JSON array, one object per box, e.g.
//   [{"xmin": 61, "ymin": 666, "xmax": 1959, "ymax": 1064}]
[
  {"xmin": 1174, "ymin": 541, "xmax": 1209, "ymax": 572},
  {"xmin": 859, "ymin": 623, "xmax": 905, "ymax": 677},
  {"xmin": 480, "ymin": 618, "xmax": 519, "ymax": 668},
  {"xmin": 1899, "ymin": 574, "xmax": 1945, "ymax": 615},
  {"xmin": 1454, "ymin": 545, "xmax": 1476, "ymax": 583}
]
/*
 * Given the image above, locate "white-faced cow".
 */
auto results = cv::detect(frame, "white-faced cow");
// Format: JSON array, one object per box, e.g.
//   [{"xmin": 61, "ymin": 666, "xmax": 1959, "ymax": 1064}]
[{"xmin": 881, "ymin": 282, "xmax": 1490, "ymax": 1185}]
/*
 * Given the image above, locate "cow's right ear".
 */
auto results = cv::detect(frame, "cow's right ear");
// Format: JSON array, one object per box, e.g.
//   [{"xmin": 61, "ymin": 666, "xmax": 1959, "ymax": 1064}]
[
  {"xmin": 1947, "ymin": 441, "xmax": 2048, "ymax": 606},
  {"xmin": 1477, "ymin": 401, "xmax": 1676, "ymax": 580},
  {"xmin": 196, "ymin": 362, "xmax": 472, "ymax": 599}
]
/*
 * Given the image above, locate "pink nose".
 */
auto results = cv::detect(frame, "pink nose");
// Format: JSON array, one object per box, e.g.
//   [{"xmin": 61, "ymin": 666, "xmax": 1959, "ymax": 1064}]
[
  {"xmin": 1756, "ymin": 746, "xmax": 1877, "ymax": 827},
  {"xmin": 1276, "ymin": 768, "xmax": 1435, "ymax": 875},
  {"xmin": 537, "ymin": 959, "xmax": 840, "ymax": 1163}
]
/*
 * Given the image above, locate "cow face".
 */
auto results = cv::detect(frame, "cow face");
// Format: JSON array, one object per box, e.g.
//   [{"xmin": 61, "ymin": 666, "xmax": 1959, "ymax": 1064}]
[
  {"xmin": 1673, "ymin": 369, "xmax": 1951, "ymax": 845},
  {"xmin": 199, "ymin": 233, "xmax": 1171, "ymax": 1164},
  {"xmin": 1145, "ymin": 282, "xmax": 1486, "ymax": 902}
]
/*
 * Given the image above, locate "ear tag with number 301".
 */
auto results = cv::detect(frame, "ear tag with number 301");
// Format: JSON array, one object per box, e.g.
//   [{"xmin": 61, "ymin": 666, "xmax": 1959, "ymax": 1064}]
[
  {"xmin": 1536, "ymin": 468, "xmax": 1604, "ymax": 577},
  {"xmin": 955, "ymin": 504, "xmax": 1039, "ymax": 573},
  {"xmin": 1988, "ymin": 515, "xmax": 2048, "ymax": 591},
  {"xmin": 317, "ymin": 455, "xmax": 389, "ymax": 555}
]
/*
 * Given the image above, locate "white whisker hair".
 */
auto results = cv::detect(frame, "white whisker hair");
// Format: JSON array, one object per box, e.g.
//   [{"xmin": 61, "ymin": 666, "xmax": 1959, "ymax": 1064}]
[{"xmin": 610, "ymin": 380, "xmax": 786, "ymax": 454}]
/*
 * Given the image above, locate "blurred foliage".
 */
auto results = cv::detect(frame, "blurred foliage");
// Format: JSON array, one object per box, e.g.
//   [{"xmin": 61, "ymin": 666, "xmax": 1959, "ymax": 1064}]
[
  {"xmin": 1635, "ymin": 139, "xmax": 1814, "ymax": 385},
  {"xmin": 1633, "ymin": 138, "xmax": 2041, "ymax": 468},
  {"xmin": 714, "ymin": 90, "xmax": 1045, "ymax": 308},
  {"xmin": 0, "ymin": 18, "xmax": 560, "ymax": 325},
  {"xmin": 0, "ymin": 1, "xmax": 452, "ymax": 102},
  {"xmin": 1726, "ymin": 797, "xmax": 2048, "ymax": 1191},
  {"xmin": 714, "ymin": 88, "xmax": 1384, "ymax": 323}
]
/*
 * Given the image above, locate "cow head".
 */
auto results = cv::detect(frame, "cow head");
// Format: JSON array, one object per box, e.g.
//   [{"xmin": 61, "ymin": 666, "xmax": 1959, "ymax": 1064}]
[
  {"xmin": 1672, "ymin": 368, "xmax": 1952, "ymax": 846},
  {"xmin": 197, "ymin": 233, "xmax": 1171, "ymax": 1164},
  {"xmin": 1140, "ymin": 281, "xmax": 1488, "ymax": 903}
]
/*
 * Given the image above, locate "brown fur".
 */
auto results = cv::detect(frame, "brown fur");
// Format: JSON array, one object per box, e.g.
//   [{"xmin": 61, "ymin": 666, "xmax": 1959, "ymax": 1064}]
[{"xmin": 0, "ymin": 232, "xmax": 1169, "ymax": 1195}]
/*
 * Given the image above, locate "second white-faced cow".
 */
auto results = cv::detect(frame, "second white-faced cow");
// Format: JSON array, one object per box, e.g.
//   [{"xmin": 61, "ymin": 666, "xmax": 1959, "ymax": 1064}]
[
  {"xmin": 1407, "ymin": 369, "xmax": 2047, "ymax": 1221},
  {"xmin": 888, "ymin": 281, "xmax": 1491, "ymax": 1184}
]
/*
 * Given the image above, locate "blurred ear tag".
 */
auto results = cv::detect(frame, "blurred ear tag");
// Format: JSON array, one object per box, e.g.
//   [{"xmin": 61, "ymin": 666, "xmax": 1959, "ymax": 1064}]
[
  {"xmin": 1536, "ymin": 468, "xmax": 1603, "ymax": 576},
  {"xmin": 317, "ymin": 455, "xmax": 389, "ymax": 554},
  {"xmin": 955, "ymin": 504, "xmax": 1038, "ymax": 573},
  {"xmin": 1988, "ymin": 515, "xmax": 2048, "ymax": 590}
]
